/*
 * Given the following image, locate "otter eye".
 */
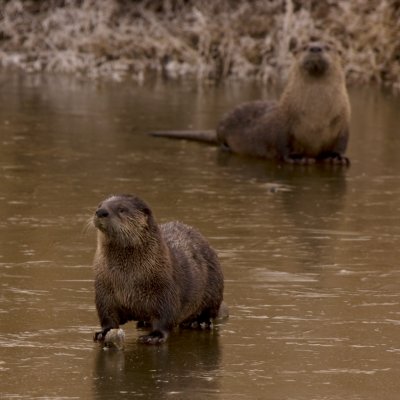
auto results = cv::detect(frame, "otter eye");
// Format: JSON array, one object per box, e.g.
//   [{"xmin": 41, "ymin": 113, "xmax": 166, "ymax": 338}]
[{"xmin": 118, "ymin": 207, "xmax": 128, "ymax": 214}]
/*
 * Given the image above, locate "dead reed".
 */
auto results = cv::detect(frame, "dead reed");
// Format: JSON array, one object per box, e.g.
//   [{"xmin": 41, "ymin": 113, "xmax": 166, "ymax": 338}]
[{"xmin": 0, "ymin": 0, "xmax": 399, "ymax": 91}]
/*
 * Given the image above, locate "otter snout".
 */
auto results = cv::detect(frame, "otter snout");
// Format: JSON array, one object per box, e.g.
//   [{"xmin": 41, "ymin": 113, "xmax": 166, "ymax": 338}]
[
  {"xmin": 96, "ymin": 208, "xmax": 109, "ymax": 218},
  {"xmin": 308, "ymin": 44, "xmax": 323, "ymax": 53},
  {"xmin": 301, "ymin": 44, "xmax": 329, "ymax": 76},
  {"xmin": 94, "ymin": 207, "xmax": 110, "ymax": 232}
]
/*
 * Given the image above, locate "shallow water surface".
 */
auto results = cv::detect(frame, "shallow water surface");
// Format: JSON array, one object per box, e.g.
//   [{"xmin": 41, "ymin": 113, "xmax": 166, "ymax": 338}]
[{"xmin": 1, "ymin": 72, "xmax": 400, "ymax": 399}]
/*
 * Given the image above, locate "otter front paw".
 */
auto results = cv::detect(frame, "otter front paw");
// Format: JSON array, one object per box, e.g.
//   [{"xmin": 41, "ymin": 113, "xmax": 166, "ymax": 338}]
[
  {"xmin": 284, "ymin": 155, "xmax": 316, "ymax": 165},
  {"xmin": 324, "ymin": 155, "xmax": 350, "ymax": 166},
  {"xmin": 317, "ymin": 152, "xmax": 350, "ymax": 166},
  {"xmin": 138, "ymin": 330, "xmax": 168, "ymax": 345},
  {"xmin": 93, "ymin": 328, "xmax": 111, "ymax": 342}
]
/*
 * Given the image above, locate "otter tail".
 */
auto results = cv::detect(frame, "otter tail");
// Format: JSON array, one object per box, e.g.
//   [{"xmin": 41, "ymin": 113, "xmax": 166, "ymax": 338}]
[{"xmin": 149, "ymin": 130, "xmax": 217, "ymax": 144}]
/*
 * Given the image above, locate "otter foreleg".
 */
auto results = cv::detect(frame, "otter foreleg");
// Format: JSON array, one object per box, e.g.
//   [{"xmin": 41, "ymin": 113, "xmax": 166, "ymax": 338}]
[
  {"xmin": 138, "ymin": 319, "xmax": 170, "ymax": 345},
  {"xmin": 317, "ymin": 128, "xmax": 350, "ymax": 165},
  {"xmin": 93, "ymin": 281, "xmax": 121, "ymax": 342}
]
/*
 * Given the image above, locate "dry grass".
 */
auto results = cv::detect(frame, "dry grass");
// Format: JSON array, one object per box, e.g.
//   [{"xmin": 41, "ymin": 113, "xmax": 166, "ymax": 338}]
[{"xmin": 0, "ymin": 0, "xmax": 399, "ymax": 90}]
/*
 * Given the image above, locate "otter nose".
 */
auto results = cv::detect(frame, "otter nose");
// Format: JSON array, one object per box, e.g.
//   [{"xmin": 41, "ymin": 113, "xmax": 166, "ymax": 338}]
[
  {"xmin": 309, "ymin": 45, "xmax": 322, "ymax": 53},
  {"xmin": 96, "ymin": 208, "xmax": 109, "ymax": 218}
]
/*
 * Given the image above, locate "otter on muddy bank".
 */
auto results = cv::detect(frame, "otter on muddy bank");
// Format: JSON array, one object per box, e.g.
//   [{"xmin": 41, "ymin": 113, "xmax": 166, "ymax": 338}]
[
  {"xmin": 150, "ymin": 39, "xmax": 351, "ymax": 165},
  {"xmin": 92, "ymin": 194, "xmax": 225, "ymax": 344}
]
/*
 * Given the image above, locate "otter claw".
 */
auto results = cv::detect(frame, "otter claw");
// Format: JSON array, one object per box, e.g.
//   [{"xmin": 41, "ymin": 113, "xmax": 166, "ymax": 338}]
[
  {"xmin": 323, "ymin": 155, "xmax": 350, "ymax": 166},
  {"xmin": 94, "ymin": 328, "xmax": 111, "ymax": 342},
  {"xmin": 138, "ymin": 330, "xmax": 167, "ymax": 345},
  {"xmin": 284, "ymin": 156, "xmax": 316, "ymax": 165},
  {"xmin": 94, "ymin": 331, "xmax": 104, "ymax": 342}
]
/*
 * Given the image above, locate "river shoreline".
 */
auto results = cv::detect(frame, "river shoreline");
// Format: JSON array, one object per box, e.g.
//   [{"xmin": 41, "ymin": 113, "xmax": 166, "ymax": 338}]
[{"xmin": 1, "ymin": 0, "xmax": 399, "ymax": 91}]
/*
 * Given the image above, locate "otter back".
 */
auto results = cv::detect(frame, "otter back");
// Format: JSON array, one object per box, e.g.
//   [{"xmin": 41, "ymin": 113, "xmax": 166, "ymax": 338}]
[{"xmin": 160, "ymin": 221, "xmax": 224, "ymax": 325}]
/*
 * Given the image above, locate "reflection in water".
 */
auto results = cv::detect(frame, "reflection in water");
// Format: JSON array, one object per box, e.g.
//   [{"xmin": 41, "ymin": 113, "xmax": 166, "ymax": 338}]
[
  {"xmin": 93, "ymin": 331, "xmax": 221, "ymax": 398},
  {"xmin": 1, "ymin": 72, "xmax": 400, "ymax": 399}
]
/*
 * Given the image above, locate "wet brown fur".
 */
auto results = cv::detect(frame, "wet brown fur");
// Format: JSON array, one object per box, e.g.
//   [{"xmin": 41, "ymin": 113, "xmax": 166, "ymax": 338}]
[
  {"xmin": 92, "ymin": 194, "xmax": 224, "ymax": 344},
  {"xmin": 150, "ymin": 39, "xmax": 351, "ymax": 165}
]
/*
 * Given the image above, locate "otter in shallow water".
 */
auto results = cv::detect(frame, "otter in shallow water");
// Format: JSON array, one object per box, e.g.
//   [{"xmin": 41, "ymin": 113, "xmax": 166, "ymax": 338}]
[
  {"xmin": 92, "ymin": 194, "xmax": 224, "ymax": 344},
  {"xmin": 150, "ymin": 39, "xmax": 351, "ymax": 165}
]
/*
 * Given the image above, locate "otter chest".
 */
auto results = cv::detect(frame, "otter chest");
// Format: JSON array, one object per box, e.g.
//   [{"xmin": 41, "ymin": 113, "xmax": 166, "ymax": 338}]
[
  {"xmin": 115, "ymin": 275, "xmax": 154, "ymax": 314},
  {"xmin": 291, "ymin": 91, "xmax": 344, "ymax": 155},
  {"xmin": 101, "ymin": 263, "xmax": 158, "ymax": 320}
]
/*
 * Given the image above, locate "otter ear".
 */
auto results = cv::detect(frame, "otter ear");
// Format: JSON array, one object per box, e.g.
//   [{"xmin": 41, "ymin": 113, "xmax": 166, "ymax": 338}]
[
  {"xmin": 141, "ymin": 207, "xmax": 153, "ymax": 224},
  {"xmin": 142, "ymin": 207, "xmax": 151, "ymax": 216}
]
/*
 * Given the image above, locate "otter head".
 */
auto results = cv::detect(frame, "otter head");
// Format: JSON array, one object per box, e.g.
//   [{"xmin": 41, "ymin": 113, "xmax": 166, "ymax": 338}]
[
  {"xmin": 93, "ymin": 194, "xmax": 155, "ymax": 247},
  {"xmin": 290, "ymin": 39, "xmax": 342, "ymax": 78}
]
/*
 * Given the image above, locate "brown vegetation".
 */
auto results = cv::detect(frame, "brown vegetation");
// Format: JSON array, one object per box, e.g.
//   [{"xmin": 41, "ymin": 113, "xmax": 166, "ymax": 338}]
[{"xmin": 0, "ymin": 0, "xmax": 399, "ymax": 90}]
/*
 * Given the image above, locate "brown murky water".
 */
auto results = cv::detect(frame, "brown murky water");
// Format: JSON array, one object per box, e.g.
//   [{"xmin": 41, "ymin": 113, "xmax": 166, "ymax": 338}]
[{"xmin": 1, "ymin": 71, "xmax": 400, "ymax": 400}]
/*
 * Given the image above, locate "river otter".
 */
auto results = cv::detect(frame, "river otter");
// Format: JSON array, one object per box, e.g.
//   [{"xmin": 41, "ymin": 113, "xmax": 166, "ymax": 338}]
[
  {"xmin": 92, "ymin": 194, "xmax": 224, "ymax": 344},
  {"xmin": 150, "ymin": 39, "xmax": 351, "ymax": 165}
]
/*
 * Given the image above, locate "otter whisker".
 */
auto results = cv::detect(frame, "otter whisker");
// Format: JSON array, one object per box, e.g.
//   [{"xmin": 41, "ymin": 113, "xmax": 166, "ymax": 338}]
[{"xmin": 82, "ymin": 216, "xmax": 95, "ymax": 234}]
